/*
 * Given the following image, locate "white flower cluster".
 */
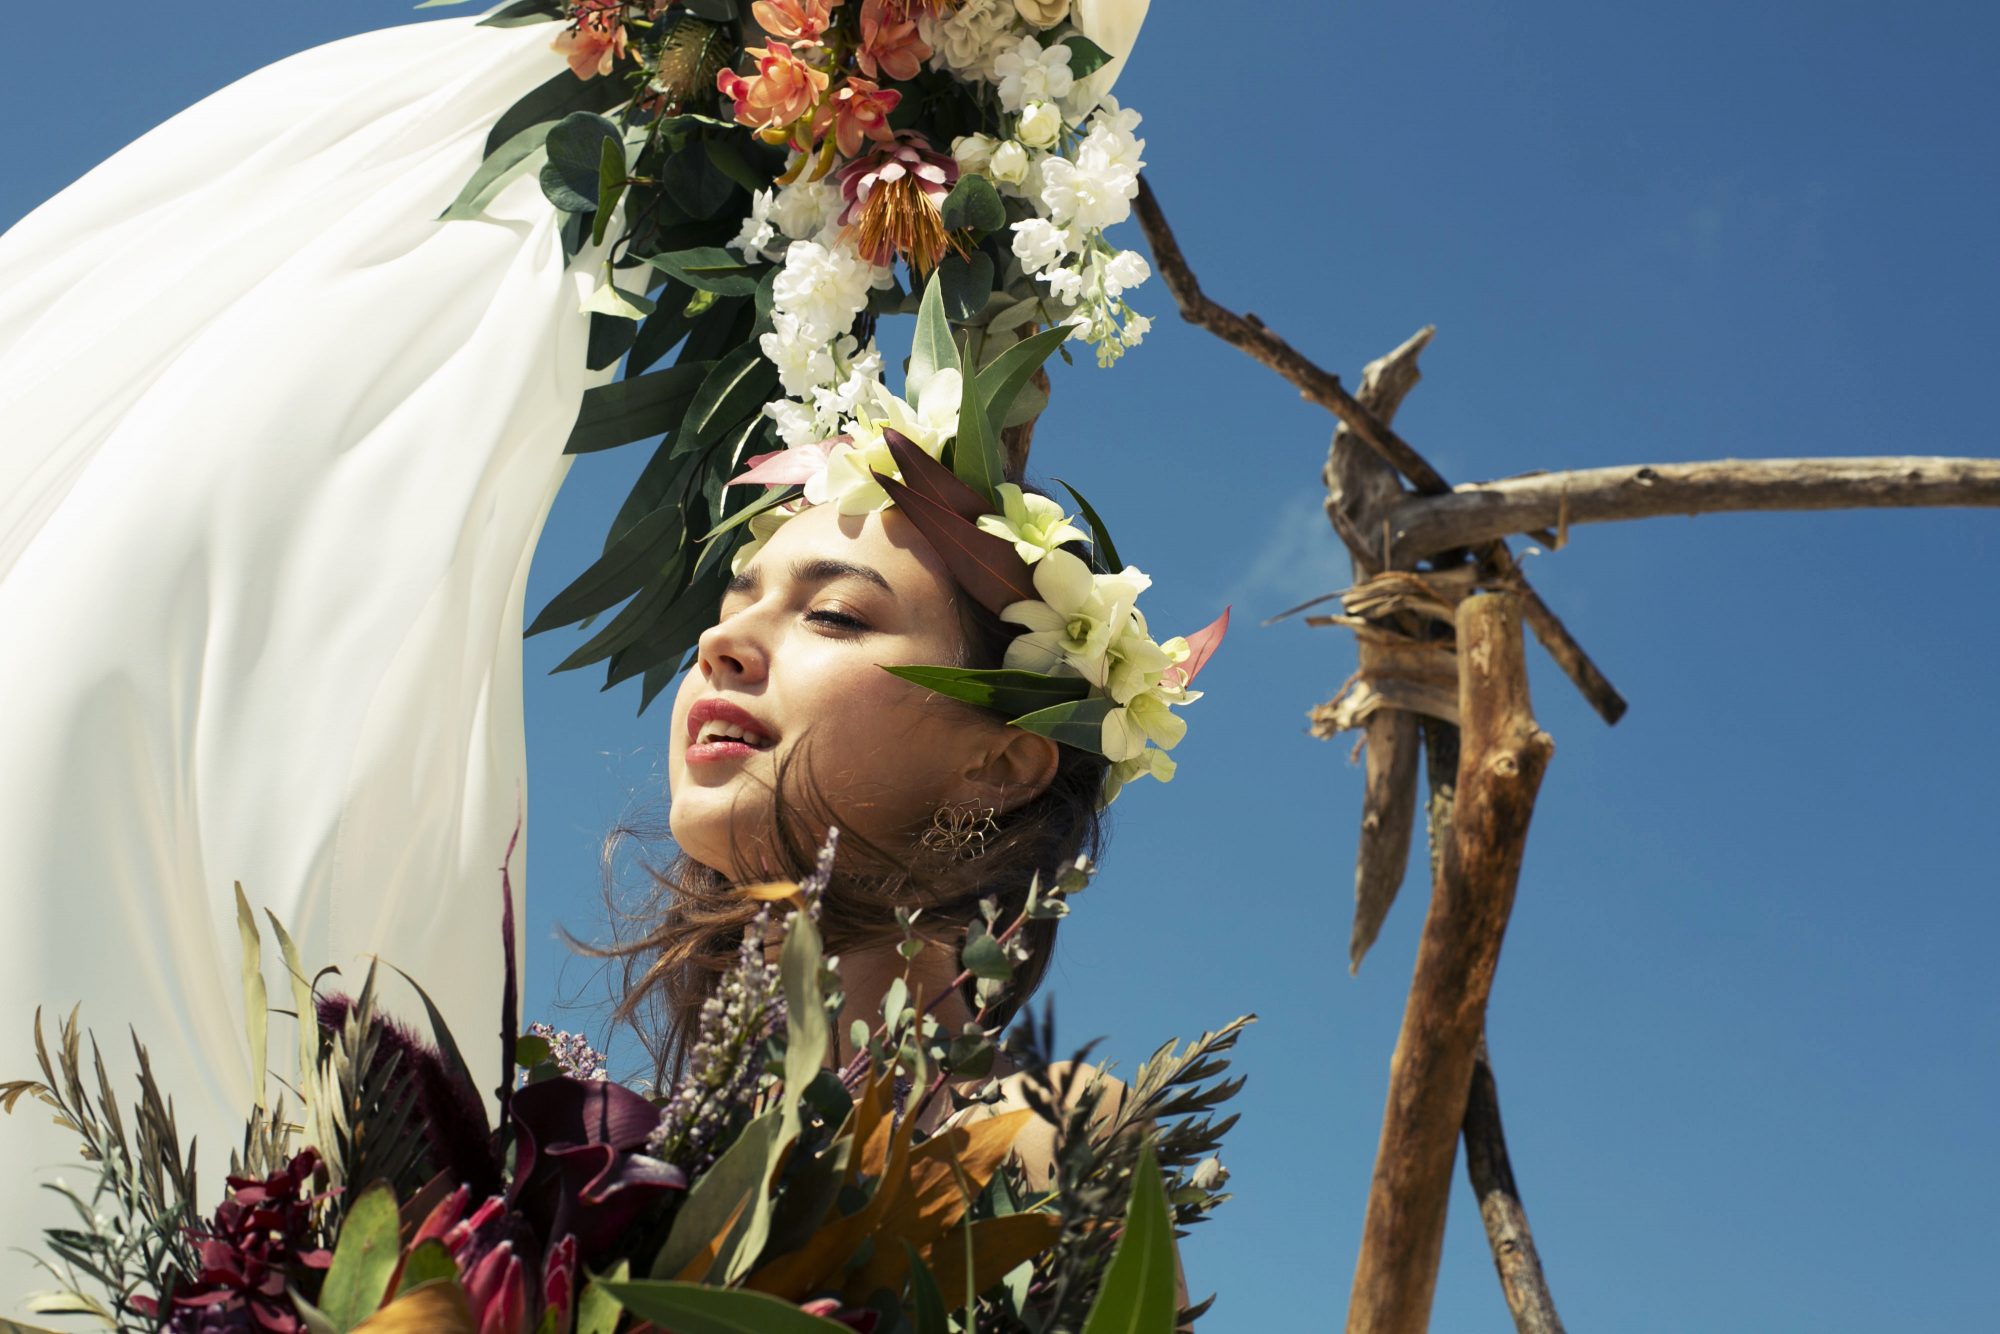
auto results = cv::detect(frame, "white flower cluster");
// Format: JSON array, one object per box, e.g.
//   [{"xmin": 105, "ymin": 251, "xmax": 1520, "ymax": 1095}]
[
  {"xmin": 979, "ymin": 485, "xmax": 1200, "ymax": 800},
  {"xmin": 918, "ymin": 0, "xmax": 1022, "ymax": 82}
]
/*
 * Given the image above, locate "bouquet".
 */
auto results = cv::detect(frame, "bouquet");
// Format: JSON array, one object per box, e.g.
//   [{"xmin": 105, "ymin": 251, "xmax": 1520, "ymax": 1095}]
[{"xmin": 5, "ymin": 830, "xmax": 1249, "ymax": 1332}]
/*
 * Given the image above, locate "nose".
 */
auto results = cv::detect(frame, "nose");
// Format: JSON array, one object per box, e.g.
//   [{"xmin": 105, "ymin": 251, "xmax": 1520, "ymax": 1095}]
[{"xmin": 695, "ymin": 605, "xmax": 769, "ymax": 687}]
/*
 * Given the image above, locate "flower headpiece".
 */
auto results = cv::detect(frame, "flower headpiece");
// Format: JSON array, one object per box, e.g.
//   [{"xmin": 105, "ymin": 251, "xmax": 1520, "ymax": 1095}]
[{"xmin": 720, "ymin": 276, "xmax": 1226, "ymax": 804}]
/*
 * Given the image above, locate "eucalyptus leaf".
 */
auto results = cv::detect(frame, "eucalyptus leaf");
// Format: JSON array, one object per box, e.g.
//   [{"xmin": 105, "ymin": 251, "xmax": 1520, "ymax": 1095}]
[
  {"xmin": 940, "ymin": 250, "xmax": 997, "ymax": 323},
  {"xmin": 939, "ymin": 172, "xmax": 1007, "ymax": 235},
  {"xmin": 961, "ymin": 928, "xmax": 1012, "ymax": 983},
  {"xmin": 439, "ymin": 125, "xmax": 548, "ymax": 222},
  {"xmin": 644, "ymin": 246, "xmax": 761, "ymax": 296},
  {"xmin": 564, "ymin": 361, "xmax": 713, "ymax": 454},
  {"xmin": 485, "ymin": 69, "xmax": 623, "ymax": 158},
  {"xmin": 1007, "ymin": 695, "xmax": 1115, "ymax": 752},
  {"xmin": 541, "ymin": 112, "xmax": 622, "ymax": 213}
]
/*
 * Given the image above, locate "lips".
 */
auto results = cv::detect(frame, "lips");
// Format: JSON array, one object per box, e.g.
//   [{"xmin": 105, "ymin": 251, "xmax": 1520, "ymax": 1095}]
[{"xmin": 685, "ymin": 698, "xmax": 777, "ymax": 762}]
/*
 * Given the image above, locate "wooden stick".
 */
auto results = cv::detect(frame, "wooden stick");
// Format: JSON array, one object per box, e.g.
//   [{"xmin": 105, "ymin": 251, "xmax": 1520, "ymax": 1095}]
[
  {"xmin": 1385, "ymin": 456, "xmax": 2000, "ymax": 558},
  {"xmin": 1479, "ymin": 545, "xmax": 1629, "ymax": 726},
  {"xmin": 1463, "ymin": 1038, "xmax": 1567, "ymax": 1334},
  {"xmin": 1346, "ymin": 593, "xmax": 1555, "ymax": 1334}
]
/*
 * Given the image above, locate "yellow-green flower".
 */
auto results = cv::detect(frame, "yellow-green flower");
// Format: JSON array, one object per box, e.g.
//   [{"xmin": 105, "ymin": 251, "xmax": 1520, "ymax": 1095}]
[
  {"xmin": 976, "ymin": 483, "xmax": 1087, "ymax": 566},
  {"xmin": 1101, "ymin": 745, "xmax": 1176, "ymax": 804}
]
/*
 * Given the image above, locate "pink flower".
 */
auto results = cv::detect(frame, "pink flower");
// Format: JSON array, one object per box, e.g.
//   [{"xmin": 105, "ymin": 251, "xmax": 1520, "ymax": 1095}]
[
  {"xmin": 551, "ymin": 1, "xmax": 628, "ymax": 81},
  {"xmin": 815, "ymin": 77, "xmax": 902, "ymax": 157},
  {"xmin": 751, "ymin": 0, "xmax": 839, "ymax": 44},
  {"xmin": 717, "ymin": 41, "xmax": 832, "ymax": 148},
  {"xmin": 836, "ymin": 131, "xmax": 961, "ymax": 272},
  {"xmin": 856, "ymin": 0, "xmax": 931, "ymax": 82}
]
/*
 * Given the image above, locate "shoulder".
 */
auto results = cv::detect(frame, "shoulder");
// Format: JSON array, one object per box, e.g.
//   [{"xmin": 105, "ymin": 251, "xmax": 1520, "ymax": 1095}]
[{"xmin": 951, "ymin": 1059, "xmax": 1130, "ymax": 1192}]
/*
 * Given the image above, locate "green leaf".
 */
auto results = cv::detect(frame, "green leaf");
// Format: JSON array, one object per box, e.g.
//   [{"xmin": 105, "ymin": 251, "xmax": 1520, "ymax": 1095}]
[
  {"xmin": 1007, "ymin": 696, "xmax": 1115, "ymax": 752},
  {"xmin": 1056, "ymin": 480, "xmax": 1123, "ymax": 572},
  {"xmin": 587, "ymin": 308, "xmax": 640, "ymax": 371},
  {"xmin": 542, "ymin": 112, "xmax": 621, "ymax": 214},
  {"xmin": 880, "ymin": 665, "xmax": 1090, "ymax": 717},
  {"xmin": 662, "ymin": 139, "xmax": 739, "ymax": 220},
  {"xmin": 907, "ymin": 270, "xmax": 961, "ymax": 401},
  {"xmin": 644, "ymin": 246, "xmax": 762, "ymax": 296},
  {"xmin": 674, "ymin": 342, "xmax": 777, "ymax": 456},
  {"xmin": 650, "ymin": 1108, "xmax": 781, "ymax": 1280},
  {"xmin": 320, "ymin": 1182, "xmax": 401, "ymax": 1332},
  {"xmin": 263, "ymin": 909, "xmax": 317, "ymax": 1095},
  {"xmin": 233, "ymin": 882, "xmax": 268, "ymax": 1113},
  {"xmin": 758, "ymin": 907, "xmax": 829, "ymax": 1282},
  {"xmin": 528, "ymin": 502, "xmax": 683, "ymax": 634},
  {"xmin": 939, "ymin": 173, "xmax": 1006, "ymax": 235},
  {"xmin": 940, "ymin": 250, "xmax": 996, "ymax": 323},
  {"xmin": 564, "ymin": 362, "xmax": 713, "ymax": 454},
  {"xmin": 439, "ymin": 124, "xmax": 548, "ymax": 222},
  {"xmin": 950, "ymin": 353, "xmax": 1005, "ymax": 503},
  {"xmin": 554, "ymin": 554, "xmax": 689, "ymax": 673},
  {"xmin": 975, "ymin": 323, "xmax": 1071, "ymax": 435},
  {"xmin": 591, "ymin": 135, "xmax": 629, "ymax": 245},
  {"xmin": 581, "ymin": 280, "xmax": 656, "ymax": 320},
  {"xmin": 627, "ymin": 280, "xmax": 698, "ymax": 375},
  {"xmin": 389, "ymin": 1240, "xmax": 457, "ymax": 1299},
  {"xmin": 485, "ymin": 69, "xmax": 624, "ymax": 158},
  {"xmin": 1080, "ymin": 1139, "xmax": 1177, "ymax": 1334},
  {"xmin": 514, "ymin": 1034, "xmax": 553, "ymax": 1069},
  {"xmin": 379, "ymin": 963, "xmax": 485, "ymax": 1137},
  {"xmin": 905, "ymin": 1243, "xmax": 950, "ymax": 1334},
  {"xmin": 961, "ymin": 927, "xmax": 1012, "ymax": 982},
  {"xmin": 699, "ymin": 480, "xmax": 794, "ymax": 542},
  {"xmin": 1062, "ymin": 34, "xmax": 1115, "ymax": 81},
  {"xmin": 599, "ymin": 1283, "xmax": 850, "ymax": 1333},
  {"xmin": 703, "ymin": 133, "xmax": 768, "ymax": 194},
  {"xmin": 574, "ymin": 1262, "xmax": 628, "ymax": 1334}
]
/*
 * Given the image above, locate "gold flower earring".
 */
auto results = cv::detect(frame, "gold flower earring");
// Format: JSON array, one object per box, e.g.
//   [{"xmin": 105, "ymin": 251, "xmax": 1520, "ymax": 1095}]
[{"xmin": 920, "ymin": 802, "xmax": 999, "ymax": 860}]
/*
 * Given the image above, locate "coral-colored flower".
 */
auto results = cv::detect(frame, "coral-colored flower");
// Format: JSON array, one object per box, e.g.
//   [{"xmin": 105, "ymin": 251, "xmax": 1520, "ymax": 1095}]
[
  {"xmin": 717, "ymin": 42, "xmax": 832, "ymax": 148},
  {"xmin": 751, "ymin": 0, "xmax": 839, "ymax": 44},
  {"xmin": 837, "ymin": 131, "xmax": 963, "ymax": 273},
  {"xmin": 857, "ymin": 0, "xmax": 932, "ymax": 82},
  {"xmin": 551, "ymin": 1, "xmax": 628, "ymax": 81},
  {"xmin": 815, "ymin": 77, "xmax": 903, "ymax": 157}
]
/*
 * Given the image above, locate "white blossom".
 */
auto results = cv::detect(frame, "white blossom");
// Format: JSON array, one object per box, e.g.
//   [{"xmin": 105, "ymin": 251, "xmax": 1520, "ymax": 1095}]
[
  {"xmin": 990, "ymin": 139, "xmax": 1032, "ymax": 186},
  {"xmin": 952, "ymin": 132, "xmax": 1001, "ymax": 177},
  {"xmin": 759, "ymin": 312, "xmax": 838, "ymax": 397},
  {"xmin": 992, "ymin": 35, "xmax": 1075, "ymax": 112},
  {"xmin": 1017, "ymin": 100, "xmax": 1063, "ymax": 150},
  {"xmin": 730, "ymin": 188, "xmax": 781, "ymax": 262},
  {"xmin": 920, "ymin": 0, "xmax": 1018, "ymax": 81},
  {"xmin": 1010, "ymin": 217, "xmax": 1072, "ymax": 273},
  {"xmin": 1102, "ymin": 248, "xmax": 1149, "ymax": 295},
  {"xmin": 770, "ymin": 238, "xmax": 880, "ymax": 343},
  {"xmin": 769, "ymin": 172, "xmax": 841, "ymax": 243}
]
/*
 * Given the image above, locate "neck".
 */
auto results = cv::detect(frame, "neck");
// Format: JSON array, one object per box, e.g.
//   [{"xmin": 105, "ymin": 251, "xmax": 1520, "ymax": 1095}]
[{"xmin": 832, "ymin": 937, "xmax": 975, "ymax": 1066}]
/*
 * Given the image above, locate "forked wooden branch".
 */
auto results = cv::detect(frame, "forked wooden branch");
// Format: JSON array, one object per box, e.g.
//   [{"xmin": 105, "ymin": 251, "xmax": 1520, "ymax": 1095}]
[
  {"xmin": 1383, "ymin": 456, "xmax": 2000, "ymax": 558},
  {"xmin": 1135, "ymin": 177, "xmax": 1627, "ymax": 726},
  {"xmin": 1464, "ymin": 1039, "xmax": 1567, "ymax": 1334},
  {"xmin": 1346, "ymin": 593, "xmax": 1554, "ymax": 1334}
]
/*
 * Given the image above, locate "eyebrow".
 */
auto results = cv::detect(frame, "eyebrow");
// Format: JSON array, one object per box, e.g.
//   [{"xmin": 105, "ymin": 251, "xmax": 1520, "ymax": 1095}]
[{"xmin": 725, "ymin": 556, "xmax": 894, "ymax": 599}]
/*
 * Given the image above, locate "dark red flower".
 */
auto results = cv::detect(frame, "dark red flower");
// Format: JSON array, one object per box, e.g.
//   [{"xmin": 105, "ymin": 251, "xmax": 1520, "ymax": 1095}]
[{"xmin": 138, "ymin": 1149, "xmax": 333, "ymax": 1334}]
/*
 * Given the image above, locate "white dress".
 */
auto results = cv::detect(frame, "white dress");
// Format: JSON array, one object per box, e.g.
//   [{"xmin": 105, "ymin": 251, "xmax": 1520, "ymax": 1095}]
[{"xmin": 0, "ymin": 15, "xmax": 605, "ymax": 1305}]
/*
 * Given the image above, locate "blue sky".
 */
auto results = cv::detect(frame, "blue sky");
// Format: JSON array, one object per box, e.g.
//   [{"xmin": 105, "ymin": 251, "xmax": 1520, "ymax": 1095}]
[{"xmin": 6, "ymin": 3, "xmax": 1999, "ymax": 1329}]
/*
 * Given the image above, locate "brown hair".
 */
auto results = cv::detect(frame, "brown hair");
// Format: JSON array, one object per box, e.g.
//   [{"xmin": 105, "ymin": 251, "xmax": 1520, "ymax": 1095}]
[{"xmin": 595, "ymin": 589, "xmax": 1111, "ymax": 1087}]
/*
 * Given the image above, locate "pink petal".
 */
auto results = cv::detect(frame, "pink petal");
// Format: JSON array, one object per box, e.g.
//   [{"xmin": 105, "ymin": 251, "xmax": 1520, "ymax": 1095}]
[
  {"xmin": 1177, "ymin": 606, "xmax": 1231, "ymax": 684},
  {"xmin": 731, "ymin": 441, "xmax": 835, "ymax": 487}
]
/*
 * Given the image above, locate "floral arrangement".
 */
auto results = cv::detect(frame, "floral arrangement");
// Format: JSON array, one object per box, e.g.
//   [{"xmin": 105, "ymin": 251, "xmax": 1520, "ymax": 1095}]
[
  {"xmin": 4, "ymin": 838, "xmax": 1250, "ymax": 1332},
  {"xmin": 433, "ymin": 0, "xmax": 1160, "ymax": 717}
]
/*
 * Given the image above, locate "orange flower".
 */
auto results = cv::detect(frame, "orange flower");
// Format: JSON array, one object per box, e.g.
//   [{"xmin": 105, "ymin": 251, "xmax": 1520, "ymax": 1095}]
[
  {"xmin": 717, "ymin": 41, "xmax": 832, "ymax": 147},
  {"xmin": 815, "ymin": 77, "xmax": 902, "ymax": 157},
  {"xmin": 750, "ymin": 0, "xmax": 840, "ymax": 44},
  {"xmin": 551, "ymin": 4, "xmax": 629, "ymax": 81},
  {"xmin": 856, "ymin": 0, "xmax": 932, "ymax": 82}
]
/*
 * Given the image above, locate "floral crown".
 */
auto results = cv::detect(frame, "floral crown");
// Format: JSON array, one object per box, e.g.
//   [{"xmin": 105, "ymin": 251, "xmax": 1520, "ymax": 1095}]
[{"xmin": 717, "ymin": 276, "xmax": 1226, "ymax": 804}]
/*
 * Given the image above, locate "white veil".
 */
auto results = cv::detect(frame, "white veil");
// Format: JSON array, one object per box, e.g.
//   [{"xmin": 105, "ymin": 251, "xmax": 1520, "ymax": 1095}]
[{"xmin": 0, "ymin": 15, "xmax": 604, "ymax": 1304}]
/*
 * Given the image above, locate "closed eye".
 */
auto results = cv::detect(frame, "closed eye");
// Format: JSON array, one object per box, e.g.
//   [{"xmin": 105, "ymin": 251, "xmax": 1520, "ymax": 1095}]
[{"xmin": 807, "ymin": 608, "xmax": 869, "ymax": 631}]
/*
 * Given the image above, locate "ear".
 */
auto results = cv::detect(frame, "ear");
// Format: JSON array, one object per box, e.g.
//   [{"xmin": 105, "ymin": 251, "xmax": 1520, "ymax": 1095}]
[{"xmin": 956, "ymin": 724, "xmax": 1062, "ymax": 814}]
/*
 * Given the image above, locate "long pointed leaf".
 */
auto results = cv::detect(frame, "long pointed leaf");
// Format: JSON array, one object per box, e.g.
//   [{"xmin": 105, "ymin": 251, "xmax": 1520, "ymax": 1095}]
[
  {"xmin": 675, "ymin": 342, "xmax": 778, "ymax": 456},
  {"xmin": 1055, "ymin": 479, "xmax": 1124, "ymax": 573},
  {"xmin": 233, "ymin": 883, "xmax": 268, "ymax": 1114},
  {"xmin": 975, "ymin": 323, "xmax": 1070, "ymax": 431},
  {"xmin": 873, "ymin": 474, "xmax": 1033, "ymax": 615},
  {"xmin": 906, "ymin": 271, "xmax": 960, "ymax": 401},
  {"xmin": 949, "ymin": 354, "xmax": 1006, "ymax": 503},
  {"xmin": 1177, "ymin": 606, "xmax": 1231, "ymax": 683},
  {"xmin": 599, "ymin": 1283, "xmax": 850, "ymax": 1334},
  {"xmin": 880, "ymin": 429, "xmax": 988, "ymax": 521},
  {"xmin": 263, "ymin": 910, "xmax": 317, "ymax": 1094},
  {"xmin": 651, "ymin": 1109, "xmax": 782, "ymax": 1280},
  {"xmin": 565, "ymin": 362, "xmax": 713, "ymax": 454},
  {"xmin": 1008, "ymin": 696, "xmax": 1116, "ymax": 752},
  {"xmin": 1079, "ymin": 1139, "xmax": 1177, "ymax": 1334},
  {"xmin": 527, "ymin": 503, "xmax": 683, "ymax": 636},
  {"xmin": 881, "ymin": 665, "xmax": 1090, "ymax": 716},
  {"xmin": 483, "ymin": 69, "xmax": 625, "ymax": 159}
]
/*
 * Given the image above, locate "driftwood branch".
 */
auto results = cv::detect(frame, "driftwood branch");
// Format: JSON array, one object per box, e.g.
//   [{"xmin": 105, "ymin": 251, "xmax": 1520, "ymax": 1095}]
[
  {"xmin": 1386, "ymin": 456, "xmax": 2000, "ymax": 559},
  {"xmin": 1328, "ymin": 328, "xmax": 1434, "ymax": 972},
  {"xmin": 1346, "ymin": 593, "xmax": 1555, "ymax": 1334},
  {"xmin": 1464, "ymin": 1039, "xmax": 1567, "ymax": 1334}
]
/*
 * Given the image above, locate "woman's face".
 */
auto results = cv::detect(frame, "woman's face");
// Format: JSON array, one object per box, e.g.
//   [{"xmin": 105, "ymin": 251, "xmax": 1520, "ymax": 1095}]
[{"xmin": 668, "ymin": 503, "xmax": 1046, "ymax": 879}]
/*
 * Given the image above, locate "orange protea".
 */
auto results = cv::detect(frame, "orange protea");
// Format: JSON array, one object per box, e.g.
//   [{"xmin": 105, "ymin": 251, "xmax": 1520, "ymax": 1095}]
[
  {"xmin": 552, "ymin": 0, "xmax": 629, "ymax": 80},
  {"xmin": 837, "ymin": 132, "xmax": 964, "ymax": 273},
  {"xmin": 750, "ymin": 0, "xmax": 840, "ymax": 44},
  {"xmin": 717, "ymin": 41, "xmax": 831, "ymax": 148},
  {"xmin": 856, "ymin": 0, "xmax": 932, "ymax": 81},
  {"xmin": 814, "ymin": 76, "xmax": 902, "ymax": 157}
]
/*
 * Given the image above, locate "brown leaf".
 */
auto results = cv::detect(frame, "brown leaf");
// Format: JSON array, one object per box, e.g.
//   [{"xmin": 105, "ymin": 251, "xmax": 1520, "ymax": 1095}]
[
  {"xmin": 880, "ymin": 430, "xmax": 990, "ymax": 520},
  {"xmin": 923, "ymin": 1212, "xmax": 1063, "ymax": 1301},
  {"xmin": 350, "ymin": 1280, "xmax": 477, "ymax": 1333},
  {"xmin": 873, "ymin": 474, "xmax": 1034, "ymax": 616},
  {"xmin": 843, "ymin": 1110, "xmax": 1036, "ymax": 1296}
]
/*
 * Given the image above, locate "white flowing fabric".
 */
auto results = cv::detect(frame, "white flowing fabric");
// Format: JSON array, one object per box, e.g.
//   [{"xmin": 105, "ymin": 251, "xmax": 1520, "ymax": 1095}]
[{"xmin": 0, "ymin": 16, "xmax": 605, "ymax": 1305}]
